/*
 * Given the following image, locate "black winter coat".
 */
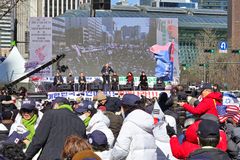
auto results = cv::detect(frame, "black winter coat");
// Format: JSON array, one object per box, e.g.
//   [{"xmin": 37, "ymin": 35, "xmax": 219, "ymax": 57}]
[
  {"xmin": 25, "ymin": 108, "xmax": 86, "ymax": 160},
  {"xmin": 188, "ymin": 148, "xmax": 231, "ymax": 160}
]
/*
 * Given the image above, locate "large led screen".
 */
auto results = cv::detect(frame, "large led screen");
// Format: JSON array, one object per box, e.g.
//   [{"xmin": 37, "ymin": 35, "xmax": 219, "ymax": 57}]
[{"xmin": 31, "ymin": 17, "xmax": 179, "ymax": 81}]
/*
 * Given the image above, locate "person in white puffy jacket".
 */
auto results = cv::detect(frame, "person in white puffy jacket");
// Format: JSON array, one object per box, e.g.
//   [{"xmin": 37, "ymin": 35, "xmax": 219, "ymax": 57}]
[
  {"xmin": 111, "ymin": 94, "xmax": 157, "ymax": 160},
  {"xmin": 153, "ymin": 121, "xmax": 177, "ymax": 160},
  {"xmin": 9, "ymin": 99, "xmax": 43, "ymax": 145},
  {"xmin": 75, "ymin": 100, "xmax": 114, "ymax": 147}
]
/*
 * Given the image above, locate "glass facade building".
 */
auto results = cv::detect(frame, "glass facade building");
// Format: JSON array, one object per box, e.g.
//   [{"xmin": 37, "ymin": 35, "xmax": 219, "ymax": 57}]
[
  {"xmin": 60, "ymin": 6, "xmax": 227, "ymax": 65},
  {"xmin": 198, "ymin": 0, "xmax": 228, "ymax": 10}
]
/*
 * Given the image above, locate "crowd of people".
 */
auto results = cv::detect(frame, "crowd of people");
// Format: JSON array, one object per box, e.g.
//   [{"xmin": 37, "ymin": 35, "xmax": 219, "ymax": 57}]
[
  {"xmin": 0, "ymin": 83, "xmax": 239, "ymax": 160},
  {"xmin": 60, "ymin": 43, "xmax": 155, "ymax": 77}
]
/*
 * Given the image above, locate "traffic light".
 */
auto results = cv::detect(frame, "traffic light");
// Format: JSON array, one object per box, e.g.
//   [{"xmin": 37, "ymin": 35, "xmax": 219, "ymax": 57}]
[
  {"xmin": 199, "ymin": 64, "xmax": 209, "ymax": 67},
  {"xmin": 204, "ymin": 49, "xmax": 215, "ymax": 53},
  {"xmin": 232, "ymin": 50, "xmax": 240, "ymax": 54},
  {"xmin": 181, "ymin": 64, "xmax": 190, "ymax": 70},
  {"xmin": 181, "ymin": 64, "xmax": 189, "ymax": 67}
]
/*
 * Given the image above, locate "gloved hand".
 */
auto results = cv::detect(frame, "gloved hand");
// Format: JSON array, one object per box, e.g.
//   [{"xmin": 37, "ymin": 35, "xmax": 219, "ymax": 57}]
[{"xmin": 166, "ymin": 124, "xmax": 176, "ymax": 137}]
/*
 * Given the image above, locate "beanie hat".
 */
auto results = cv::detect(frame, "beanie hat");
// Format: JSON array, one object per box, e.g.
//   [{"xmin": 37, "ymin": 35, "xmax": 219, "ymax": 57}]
[
  {"xmin": 96, "ymin": 91, "xmax": 107, "ymax": 101},
  {"xmin": 198, "ymin": 119, "xmax": 220, "ymax": 138}
]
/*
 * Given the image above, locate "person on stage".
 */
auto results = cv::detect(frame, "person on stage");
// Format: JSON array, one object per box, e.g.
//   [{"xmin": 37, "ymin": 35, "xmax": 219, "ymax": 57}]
[
  {"xmin": 53, "ymin": 72, "xmax": 63, "ymax": 87},
  {"xmin": 101, "ymin": 63, "xmax": 114, "ymax": 86},
  {"xmin": 111, "ymin": 72, "xmax": 119, "ymax": 91},
  {"xmin": 53, "ymin": 72, "xmax": 63, "ymax": 91},
  {"xmin": 67, "ymin": 72, "xmax": 74, "ymax": 91},
  {"xmin": 126, "ymin": 72, "xmax": 134, "ymax": 90},
  {"xmin": 78, "ymin": 72, "xmax": 87, "ymax": 91},
  {"xmin": 139, "ymin": 71, "xmax": 148, "ymax": 90}
]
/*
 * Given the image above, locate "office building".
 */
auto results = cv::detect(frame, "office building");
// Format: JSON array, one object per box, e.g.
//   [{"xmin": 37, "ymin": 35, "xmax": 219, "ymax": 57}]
[
  {"xmin": 228, "ymin": 0, "xmax": 240, "ymax": 49},
  {"xmin": 42, "ymin": 0, "xmax": 80, "ymax": 17},
  {"xmin": 198, "ymin": 0, "xmax": 228, "ymax": 10},
  {"xmin": 0, "ymin": 0, "xmax": 14, "ymax": 55},
  {"xmin": 140, "ymin": 0, "xmax": 151, "ymax": 6},
  {"xmin": 152, "ymin": 0, "xmax": 198, "ymax": 8},
  {"xmin": 61, "ymin": 6, "xmax": 227, "ymax": 65}
]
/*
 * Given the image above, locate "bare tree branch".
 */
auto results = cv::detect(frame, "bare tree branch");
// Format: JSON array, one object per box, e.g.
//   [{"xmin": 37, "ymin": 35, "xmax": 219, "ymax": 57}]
[{"xmin": 0, "ymin": 0, "xmax": 21, "ymax": 20}]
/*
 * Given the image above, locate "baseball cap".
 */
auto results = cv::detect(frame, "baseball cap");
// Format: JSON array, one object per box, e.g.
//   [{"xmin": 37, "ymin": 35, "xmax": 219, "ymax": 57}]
[
  {"xmin": 121, "ymin": 94, "xmax": 140, "ymax": 106},
  {"xmin": 200, "ymin": 114, "xmax": 219, "ymax": 124},
  {"xmin": 75, "ymin": 100, "xmax": 94, "ymax": 114},
  {"xmin": 87, "ymin": 130, "xmax": 108, "ymax": 147},
  {"xmin": 199, "ymin": 83, "xmax": 212, "ymax": 93},
  {"xmin": 21, "ymin": 99, "xmax": 36, "ymax": 111},
  {"xmin": 51, "ymin": 97, "xmax": 70, "ymax": 106},
  {"xmin": 197, "ymin": 119, "xmax": 220, "ymax": 138}
]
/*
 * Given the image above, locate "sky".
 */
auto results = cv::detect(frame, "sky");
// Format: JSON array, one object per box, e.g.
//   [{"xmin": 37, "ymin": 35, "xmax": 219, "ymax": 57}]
[
  {"xmin": 113, "ymin": 18, "xmax": 149, "ymax": 33},
  {"xmin": 111, "ymin": 0, "xmax": 140, "ymax": 6}
]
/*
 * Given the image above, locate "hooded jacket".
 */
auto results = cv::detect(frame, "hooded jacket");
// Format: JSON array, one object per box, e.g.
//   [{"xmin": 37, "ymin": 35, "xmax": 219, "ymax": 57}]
[
  {"xmin": 86, "ymin": 110, "xmax": 114, "ymax": 147},
  {"xmin": 170, "ymin": 120, "xmax": 227, "ymax": 159},
  {"xmin": 111, "ymin": 109, "xmax": 157, "ymax": 160},
  {"xmin": 182, "ymin": 92, "xmax": 222, "ymax": 117}
]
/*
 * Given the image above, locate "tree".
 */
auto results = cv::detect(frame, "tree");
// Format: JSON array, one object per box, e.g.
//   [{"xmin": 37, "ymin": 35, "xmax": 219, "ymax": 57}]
[{"xmin": 183, "ymin": 28, "xmax": 240, "ymax": 89}]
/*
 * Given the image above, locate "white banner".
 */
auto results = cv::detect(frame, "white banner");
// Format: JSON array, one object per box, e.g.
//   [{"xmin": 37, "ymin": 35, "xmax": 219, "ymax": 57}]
[
  {"xmin": 29, "ymin": 17, "xmax": 52, "ymax": 77},
  {"xmin": 47, "ymin": 90, "xmax": 170, "ymax": 101}
]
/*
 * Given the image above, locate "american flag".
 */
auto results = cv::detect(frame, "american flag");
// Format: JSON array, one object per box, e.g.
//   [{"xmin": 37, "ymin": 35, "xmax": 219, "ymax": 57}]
[
  {"xmin": 218, "ymin": 105, "xmax": 240, "ymax": 123},
  {"xmin": 218, "ymin": 92, "xmax": 240, "ymax": 123}
]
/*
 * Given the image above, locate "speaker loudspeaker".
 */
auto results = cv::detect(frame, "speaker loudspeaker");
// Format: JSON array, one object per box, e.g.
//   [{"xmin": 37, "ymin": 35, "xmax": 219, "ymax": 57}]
[
  {"xmin": 119, "ymin": 84, "xmax": 132, "ymax": 91},
  {"xmin": 59, "ymin": 84, "xmax": 72, "ymax": 91},
  {"xmin": 153, "ymin": 84, "xmax": 165, "ymax": 90},
  {"xmin": 89, "ymin": 84, "xmax": 103, "ymax": 91}
]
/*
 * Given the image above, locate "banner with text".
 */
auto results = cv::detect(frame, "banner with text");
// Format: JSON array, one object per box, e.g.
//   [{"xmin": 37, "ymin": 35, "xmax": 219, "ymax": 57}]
[
  {"xmin": 48, "ymin": 90, "xmax": 170, "ymax": 101},
  {"xmin": 29, "ymin": 17, "xmax": 52, "ymax": 77}
]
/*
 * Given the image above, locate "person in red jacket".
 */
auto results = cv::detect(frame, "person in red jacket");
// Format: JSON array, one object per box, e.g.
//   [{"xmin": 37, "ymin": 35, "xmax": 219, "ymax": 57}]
[
  {"xmin": 178, "ymin": 83, "xmax": 222, "ymax": 117},
  {"xmin": 167, "ymin": 119, "xmax": 227, "ymax": 159},
  {"xmin": 126, "ymin": 72, "xmax": 134, "ymax": 90}
]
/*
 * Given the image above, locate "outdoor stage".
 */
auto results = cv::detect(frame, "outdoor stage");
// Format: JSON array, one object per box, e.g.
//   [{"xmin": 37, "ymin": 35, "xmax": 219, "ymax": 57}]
[{"xmin": 47, "ymin": 90, "xmax": 170, "ymax": 101}]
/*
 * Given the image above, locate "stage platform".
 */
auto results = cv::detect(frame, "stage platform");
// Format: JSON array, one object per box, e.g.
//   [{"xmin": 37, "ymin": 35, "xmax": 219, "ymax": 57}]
[{"xmin": 47, "ymin": 90, "xmax": 170, "ymax": 100}]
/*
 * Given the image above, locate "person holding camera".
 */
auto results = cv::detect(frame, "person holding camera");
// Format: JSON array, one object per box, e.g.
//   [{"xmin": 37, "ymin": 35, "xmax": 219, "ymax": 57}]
[{"xmin": 177, "ymin": 83, "xmax": 222, "ymax": 118}]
